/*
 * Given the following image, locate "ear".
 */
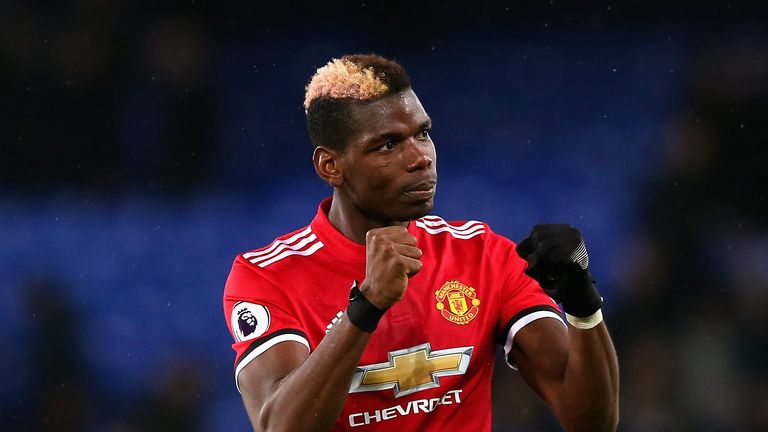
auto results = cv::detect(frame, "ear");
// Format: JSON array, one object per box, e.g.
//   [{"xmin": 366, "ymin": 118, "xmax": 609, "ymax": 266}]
[{"xmin": 312, "ymin": 146, "xmax": 344, "ymax": 187}]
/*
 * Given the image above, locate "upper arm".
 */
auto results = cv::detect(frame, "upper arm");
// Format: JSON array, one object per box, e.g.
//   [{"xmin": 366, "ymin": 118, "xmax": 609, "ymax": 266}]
[
  {"xmin": 238, "ymin": 341, "xmax": 309, "ymax": 429},
  {"xmin": 224, "ymin": 257, "xmax": 310, "ymax": 383},
  {"xmin": 508, "ymin": 317, "xmax": 570, "ymax": 409},
  {"xmin": 223, "ymin": 257, "xmax": 312, "ymax": 425}
]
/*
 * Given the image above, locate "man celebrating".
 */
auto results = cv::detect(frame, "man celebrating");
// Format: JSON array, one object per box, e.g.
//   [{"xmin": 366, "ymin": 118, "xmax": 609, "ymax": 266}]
[{"xmin": 223, "ymin": 54, "xmax": 619, "ymax": 431}]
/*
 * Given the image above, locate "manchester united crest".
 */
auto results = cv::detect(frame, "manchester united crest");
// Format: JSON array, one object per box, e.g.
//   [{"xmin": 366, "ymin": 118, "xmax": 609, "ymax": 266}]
[{"xmin": 435, "ymin": 281, "xmax": 480, "ymax": 325}]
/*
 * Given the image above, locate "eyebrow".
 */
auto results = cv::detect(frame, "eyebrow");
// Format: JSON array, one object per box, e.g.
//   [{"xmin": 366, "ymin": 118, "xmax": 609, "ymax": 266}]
[{"xmin": 376, "ymin": 119, "xmax": 432, "ymax": 142}]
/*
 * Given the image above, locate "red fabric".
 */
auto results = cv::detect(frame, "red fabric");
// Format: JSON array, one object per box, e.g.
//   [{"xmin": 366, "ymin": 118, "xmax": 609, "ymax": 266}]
[{"xmin": 223, "ymin": 197, "xmax": 559, "ymax": 431}]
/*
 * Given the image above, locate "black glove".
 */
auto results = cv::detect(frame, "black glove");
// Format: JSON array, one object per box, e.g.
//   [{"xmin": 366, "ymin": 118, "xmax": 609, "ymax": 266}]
[{"xmin": 516, "ymin": 224, "xmax": 602, "ymax": 317}]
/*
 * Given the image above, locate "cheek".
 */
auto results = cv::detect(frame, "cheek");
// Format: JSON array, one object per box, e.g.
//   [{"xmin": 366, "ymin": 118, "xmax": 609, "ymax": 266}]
[
  {"xmin": 350, "ymin": 165, "xmax": 396, "ymax": 195},
  {"xmin": 369, "ymin": 166, "xmax": 395, "ymax": 190}
]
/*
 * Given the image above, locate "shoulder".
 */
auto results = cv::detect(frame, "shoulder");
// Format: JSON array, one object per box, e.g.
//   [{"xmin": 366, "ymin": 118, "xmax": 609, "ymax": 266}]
[
  {"xmin": 225, "ymin": 225, "xmax": 323, "ymax": 298},
  {"xmin": 412, "ymin": 215, "xmax": 488, "ymax": 240},
  {"xmin": 412, "ymin": 215, "xmax": 519, "ymax": 258},
  {"xmin": 237, "ymin": 225, "xmax": 325, "ymax": 271}
]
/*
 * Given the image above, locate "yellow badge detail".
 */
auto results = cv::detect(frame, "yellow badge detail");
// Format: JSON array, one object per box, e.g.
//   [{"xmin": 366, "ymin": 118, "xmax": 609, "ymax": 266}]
[
  {"xmin": 349, "ymin": 343, "xmax": 473, "ymax": 398},
  {"xmin": 435, "ymin": 281, "xmax": 480, "ymax": 325}
]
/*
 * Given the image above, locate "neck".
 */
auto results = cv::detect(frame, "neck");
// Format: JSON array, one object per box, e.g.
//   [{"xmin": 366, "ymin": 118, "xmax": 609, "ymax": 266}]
[{"xmin": 327, "ymin": 193, "xmax": 408, "ymax": 245}]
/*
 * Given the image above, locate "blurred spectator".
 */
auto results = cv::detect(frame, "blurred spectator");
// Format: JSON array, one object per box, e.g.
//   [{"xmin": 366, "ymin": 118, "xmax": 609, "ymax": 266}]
[
  {"xmin": 0, "ymin": 0, "xmax": 214, "ymax": 191},
  {"xmin": 118, "ymin": 358, "xmax": 209, "ymax": 432},
  {"xmin": 17, "ymin": 277, "xmax": 95, "ymax": 432},
  {"xmin": 614, "ymin": 43, "xmax": 768, "ymax": 431}
]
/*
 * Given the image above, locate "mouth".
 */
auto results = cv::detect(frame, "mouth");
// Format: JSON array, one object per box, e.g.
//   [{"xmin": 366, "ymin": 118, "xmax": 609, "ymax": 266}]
[{"xmin": 404, "ymin": 180, "xmax": 437, "ymax": 201}]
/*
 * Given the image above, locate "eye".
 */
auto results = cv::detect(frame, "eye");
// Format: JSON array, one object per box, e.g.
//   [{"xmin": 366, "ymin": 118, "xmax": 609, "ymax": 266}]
[
  {"xmin": 416, "ymin": 129, "xmax": 431, "ymax": 140},
  {"xmin": 377, "ymin": 141, "xmax": 397, "ymax": 152}
]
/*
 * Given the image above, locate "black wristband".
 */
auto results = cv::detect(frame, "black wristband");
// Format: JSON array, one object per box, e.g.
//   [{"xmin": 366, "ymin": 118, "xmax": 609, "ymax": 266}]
[{"xmin": 346, "ymin": 281, "xmax": 385, "ymax": 332}]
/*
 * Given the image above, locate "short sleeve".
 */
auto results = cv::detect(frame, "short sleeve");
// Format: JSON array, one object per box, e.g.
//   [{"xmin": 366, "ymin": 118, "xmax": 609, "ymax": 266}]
[
  {"xmin": 486, "ymin": 227, "xmax": 565, "ymax": 368},
  {"xmin": 223, "ymin": 256, "xmax": 310, "ymax": 391}
]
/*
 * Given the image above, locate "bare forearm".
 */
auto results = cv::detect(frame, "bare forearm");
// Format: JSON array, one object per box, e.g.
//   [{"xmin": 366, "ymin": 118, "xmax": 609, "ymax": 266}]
[
  {"xmin": 557, "ymin": 322, "xmax": 619, "ymax": 432},
  {"xmin": 255, "ymin": 316, "xmax": 369, "ymax": 432}
]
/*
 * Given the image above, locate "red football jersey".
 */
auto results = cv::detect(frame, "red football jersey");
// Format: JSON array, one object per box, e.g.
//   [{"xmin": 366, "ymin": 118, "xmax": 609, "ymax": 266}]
[{"xmin": 223, "ymin": 198, "xmax": 563, "ymax": 431}]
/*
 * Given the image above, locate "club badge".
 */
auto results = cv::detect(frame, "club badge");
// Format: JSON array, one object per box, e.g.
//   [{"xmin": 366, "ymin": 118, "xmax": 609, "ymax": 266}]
[
  {"xmin": 231, "ymin": 301, "xmax": 270, "ymax": 342},
  {"xmin": 435, "ymin": 280, "xmax": 480, "ymax": 325}
]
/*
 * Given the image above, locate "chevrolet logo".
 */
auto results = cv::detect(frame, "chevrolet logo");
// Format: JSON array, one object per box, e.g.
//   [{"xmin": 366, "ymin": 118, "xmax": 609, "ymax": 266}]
[{"xmin": 349, "ymin": 343, "xmax": 473, "ymax": 398}]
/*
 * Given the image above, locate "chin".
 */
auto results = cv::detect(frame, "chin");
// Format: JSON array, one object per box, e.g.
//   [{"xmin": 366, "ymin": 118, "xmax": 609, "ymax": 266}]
[
  {"xmin": 403, "ymin": 199, "xmax": 435, "ymax": 220},
  {"xmin": 370, "ymin": 198, "xmax": 435, "ymax": 225}
]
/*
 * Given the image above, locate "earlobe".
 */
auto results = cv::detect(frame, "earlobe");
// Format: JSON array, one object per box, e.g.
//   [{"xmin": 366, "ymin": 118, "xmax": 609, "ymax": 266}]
[{"xmin": 312, "ymin": 147, "xmax": 344, "ymax": 187}]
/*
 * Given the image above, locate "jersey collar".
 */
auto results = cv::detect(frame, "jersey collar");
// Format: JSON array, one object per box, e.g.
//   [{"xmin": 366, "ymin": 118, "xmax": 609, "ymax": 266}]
[{"xmin": 310, "ymin": 197, "xmax": 367, "ymax": 263}]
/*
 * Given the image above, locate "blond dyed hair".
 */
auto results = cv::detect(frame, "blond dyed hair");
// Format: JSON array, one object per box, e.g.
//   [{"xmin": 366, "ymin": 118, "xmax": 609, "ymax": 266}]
[{"xmin": 304, "ymin": 58, "xmax": 390, "ymax": 110}]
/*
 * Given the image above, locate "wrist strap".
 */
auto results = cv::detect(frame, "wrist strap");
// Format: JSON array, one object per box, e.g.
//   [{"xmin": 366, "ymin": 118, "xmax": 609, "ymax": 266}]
[
  {"xmin": 347, "ymin": 281, "xmax": 385, "ymax": 332},
  {"xmin": 566, "ymin": 309, "xmax": 603, "ymax": 329}
]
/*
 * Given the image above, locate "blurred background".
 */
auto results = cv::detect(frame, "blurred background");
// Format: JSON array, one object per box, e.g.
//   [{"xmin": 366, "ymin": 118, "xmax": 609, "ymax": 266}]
[{"xmin": 2, "ymin": 1, "xmax": 767, "ymax": 430}]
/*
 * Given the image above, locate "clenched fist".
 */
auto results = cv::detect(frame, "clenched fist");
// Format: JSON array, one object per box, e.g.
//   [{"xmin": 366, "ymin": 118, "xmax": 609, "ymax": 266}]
[
  {"xmin": 359, "ymin": 226, "xmax": 423, "ymax": 310},
  {"xmin": 516, "ymin": 224, "xmax": 602, "ymax": 318}
]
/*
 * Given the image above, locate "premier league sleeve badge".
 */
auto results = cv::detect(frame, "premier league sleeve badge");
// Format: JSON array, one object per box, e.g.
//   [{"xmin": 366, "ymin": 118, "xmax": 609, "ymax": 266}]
[{"xmin": 231, "ymin": 301, "xmax": 271, "ymax": 342}]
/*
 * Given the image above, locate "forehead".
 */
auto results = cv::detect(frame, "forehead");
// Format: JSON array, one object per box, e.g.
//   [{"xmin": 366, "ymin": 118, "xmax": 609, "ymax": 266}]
[{"xmin": 348, "ymin": 89, "xmax": 429, "ymax": 135}]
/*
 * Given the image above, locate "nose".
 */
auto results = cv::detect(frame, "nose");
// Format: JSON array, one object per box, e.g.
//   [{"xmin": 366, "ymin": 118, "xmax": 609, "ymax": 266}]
[{"xmin": 405, "ymin": 140, "xmax": 434, "ymax": 172}]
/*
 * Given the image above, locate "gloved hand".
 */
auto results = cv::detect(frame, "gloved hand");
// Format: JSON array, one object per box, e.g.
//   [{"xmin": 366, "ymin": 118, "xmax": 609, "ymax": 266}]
[{"xmin": 516, "ymin": 224, "xmax": 602, "ymax": 318}]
